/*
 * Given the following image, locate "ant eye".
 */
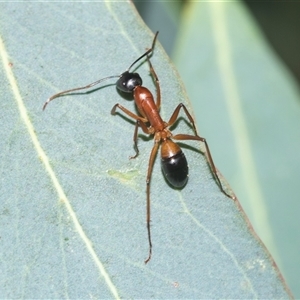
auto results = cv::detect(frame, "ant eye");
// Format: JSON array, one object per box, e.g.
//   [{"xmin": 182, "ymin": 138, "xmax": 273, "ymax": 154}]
[{"xmin": 117, "ymin": 71, "xmax": 142, "ymax": 93}]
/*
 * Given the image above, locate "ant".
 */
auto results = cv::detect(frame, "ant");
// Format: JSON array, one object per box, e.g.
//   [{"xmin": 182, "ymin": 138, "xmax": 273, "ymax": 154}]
[{"xmin": 43, "ymin": 32, "xmax": 234, "ymax": 264}]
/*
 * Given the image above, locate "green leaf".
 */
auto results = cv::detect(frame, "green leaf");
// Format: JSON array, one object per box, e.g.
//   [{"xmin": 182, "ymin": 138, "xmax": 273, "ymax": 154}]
[
  {"xmin": 0, "ymin": 2, "xmax": 292, "ymax": 298},
  {"xmin": 173, "ymin": 1, "xmax": 300, "ymax": 296}
]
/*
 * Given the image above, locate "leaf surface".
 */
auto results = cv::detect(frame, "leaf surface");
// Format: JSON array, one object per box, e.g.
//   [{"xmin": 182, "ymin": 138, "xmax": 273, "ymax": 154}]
[{"xmin": 0, "ymin": 2, "xmax": 291, "ymax": 298}]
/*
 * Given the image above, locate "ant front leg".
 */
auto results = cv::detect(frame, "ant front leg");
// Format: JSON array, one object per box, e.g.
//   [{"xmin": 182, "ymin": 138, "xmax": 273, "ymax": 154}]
[
  {"xmin": 131, "ymin": 121, "xmax": 140, "ymax": 159},
  {"xmin": 111, "ymin": 103, "xmax": 147, "ymax": 123},
  {"xmin": 131, "ymin": 120, "xmax": 151, "ymax": 159},
  {"xmin": 111, "ymin": 103, "xmax": 150, "ymax": 159}
]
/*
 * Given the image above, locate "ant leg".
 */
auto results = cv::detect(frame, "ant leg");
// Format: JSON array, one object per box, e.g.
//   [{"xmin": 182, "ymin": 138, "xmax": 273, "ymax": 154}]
[
  {"xmin": 129, "ymin": 119, "xmax": 160, "ymax": 263},
  {"xmin": 172, "ymin": 133, "xmax": 234, "ymax": 200},
  {"xmin": 111, "ymin": 104, "xmax": 151, "ymax": 160},
  {"xmin": 131, "ymin": 120, "xmax": 150, "ymax": 159},
  {"xmin": 111, "ymin": 103, "xmax": 148, "ymax": 123},
  {"xmin": 167, "ymin": 103, "xmax": 198, "ymax": 135},
  {"xmin": 167, "ymin": 104, "xmax": 234, "ymax": 199},
  {"xmin": 146, "ymin": 56, "xmax": 161, "ymax": 110},
  {"xmin": 131, "ymin": 121, "xmax": 140, "ymax": 159},
  {"xmin": 144, "ymin": 140, "xmax": 160, "ymax": 264}
]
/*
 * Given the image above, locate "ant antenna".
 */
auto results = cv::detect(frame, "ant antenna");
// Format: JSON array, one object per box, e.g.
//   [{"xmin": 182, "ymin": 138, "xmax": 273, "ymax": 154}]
[
  {"xmin": 126, "ymin": 31, "xmax": 159, "ymax": 71},
  {"xmin": 43, "ymin": 31, "xmax": 159, "ymax": 111},
  {"xmin": 42, "ymin": 75, "xmax": 119, "ymax": 110}
]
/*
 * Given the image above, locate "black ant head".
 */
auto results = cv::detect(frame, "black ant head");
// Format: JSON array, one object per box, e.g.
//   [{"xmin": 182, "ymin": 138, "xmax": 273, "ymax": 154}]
[{"xmin": 116, "ymin": 71, "xmax": 142, "ymax": 93}]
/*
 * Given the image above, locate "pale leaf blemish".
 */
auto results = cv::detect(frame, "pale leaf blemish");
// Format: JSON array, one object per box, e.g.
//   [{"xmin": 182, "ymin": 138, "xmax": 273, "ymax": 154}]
[
  {"xmin": 107, "ymin": 168, "xmax": 139, "ymax": 185},
  {"xmin": 246, "ymin": 258, "xmax": 266, "ymax": 271}
]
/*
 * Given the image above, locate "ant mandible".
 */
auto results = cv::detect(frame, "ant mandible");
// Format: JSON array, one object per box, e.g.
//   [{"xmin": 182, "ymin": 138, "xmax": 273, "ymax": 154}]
[{"xmin": 43, "ymin": 31, "xmax": 235, "ymax": 264}]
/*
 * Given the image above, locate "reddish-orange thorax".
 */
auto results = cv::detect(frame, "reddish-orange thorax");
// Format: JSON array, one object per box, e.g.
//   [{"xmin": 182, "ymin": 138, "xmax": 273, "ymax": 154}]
[{"xmin": 134, "ymin": 86, "xmax": 164, "ymax": 131}]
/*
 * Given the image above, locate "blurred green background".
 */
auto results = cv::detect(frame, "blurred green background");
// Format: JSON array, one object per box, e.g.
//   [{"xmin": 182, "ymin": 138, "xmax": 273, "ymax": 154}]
[{"xmin": 133, "ymin": 1, "xmax": 300, "ymax": 297}]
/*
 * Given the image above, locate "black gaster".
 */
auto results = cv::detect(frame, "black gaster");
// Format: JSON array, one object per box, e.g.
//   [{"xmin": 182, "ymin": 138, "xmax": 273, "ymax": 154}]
[{"xmin": 161, "ymin": 150, "xmax": 188, "ymax": 188}]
